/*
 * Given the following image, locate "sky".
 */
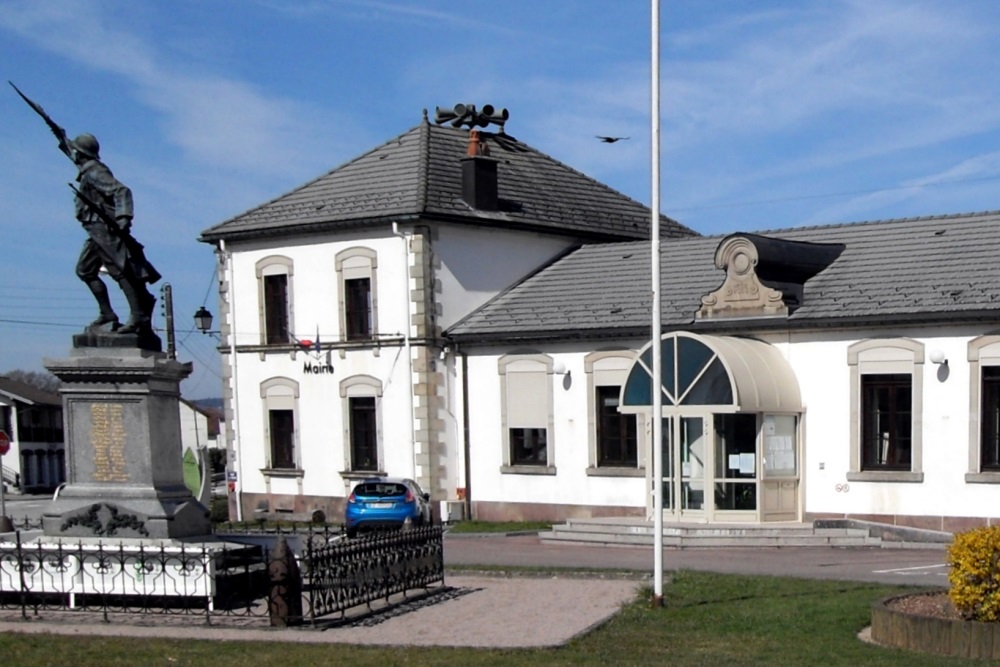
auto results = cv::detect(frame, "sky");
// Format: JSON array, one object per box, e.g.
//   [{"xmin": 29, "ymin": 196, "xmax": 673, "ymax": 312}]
[{"xmin": 3, "ymin": 0, "xmax": 1000, "ymax": 399}]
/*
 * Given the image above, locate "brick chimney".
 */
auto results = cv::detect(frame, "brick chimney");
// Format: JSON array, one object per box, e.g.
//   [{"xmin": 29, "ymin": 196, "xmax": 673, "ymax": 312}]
[{"xmin": 461, "ymin": 130, "xmax": 498, "ymax": 211}]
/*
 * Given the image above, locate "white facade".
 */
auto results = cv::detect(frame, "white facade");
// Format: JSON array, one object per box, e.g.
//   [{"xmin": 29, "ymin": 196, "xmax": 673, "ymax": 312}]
[
  {"xmin": 216, "ymin": 223, "xmax": 579, "ymax": 519},
  {"xmin": 459, "ymin": 326, "xmax": 1000, "ymax": 529}
]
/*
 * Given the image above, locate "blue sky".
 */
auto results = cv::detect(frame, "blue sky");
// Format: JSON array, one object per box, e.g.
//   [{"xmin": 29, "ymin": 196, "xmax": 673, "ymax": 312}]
[{"xmin": 3, "ymin": 0, "xmax": 1000, "ymax": 399}]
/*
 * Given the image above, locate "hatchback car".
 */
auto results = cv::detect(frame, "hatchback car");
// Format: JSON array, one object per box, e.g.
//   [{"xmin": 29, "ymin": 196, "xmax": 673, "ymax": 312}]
[{"xmin": 344, "ymin": 477, "xmax": 432, "ymax": 538}]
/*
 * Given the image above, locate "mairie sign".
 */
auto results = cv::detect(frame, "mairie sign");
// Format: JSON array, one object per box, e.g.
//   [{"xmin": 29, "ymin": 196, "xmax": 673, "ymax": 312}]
[{"xmin": 302, "ymin": 361, "xmax": 334, "ymax": 375}]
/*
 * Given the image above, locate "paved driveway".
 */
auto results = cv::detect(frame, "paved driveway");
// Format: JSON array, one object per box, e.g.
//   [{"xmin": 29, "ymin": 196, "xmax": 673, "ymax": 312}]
[{"xmin": 444, "ymin": 533, "xmax": 950, "ymax": 586}]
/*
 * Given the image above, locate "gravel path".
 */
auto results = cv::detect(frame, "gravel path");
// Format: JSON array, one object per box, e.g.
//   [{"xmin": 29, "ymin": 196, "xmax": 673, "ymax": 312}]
[{"xmin": 0, "ymin": 575, "xmax": 642, "ymax": 648}]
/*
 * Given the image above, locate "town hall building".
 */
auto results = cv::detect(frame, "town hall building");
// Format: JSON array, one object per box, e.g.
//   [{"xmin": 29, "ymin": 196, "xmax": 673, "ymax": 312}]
[{"xmin": 200, "ymin": 108, "xmax": 1000, "ymax": 534}]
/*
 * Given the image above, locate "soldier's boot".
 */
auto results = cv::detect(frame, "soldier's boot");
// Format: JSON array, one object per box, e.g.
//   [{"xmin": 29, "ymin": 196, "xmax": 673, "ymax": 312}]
[
  {"xmin": 85, "ymin": 279, "xmax": 119, "ymax": 330},
  {"xmin": 116, "ymin": 279, "xmax": 152, "ymax": 334}
]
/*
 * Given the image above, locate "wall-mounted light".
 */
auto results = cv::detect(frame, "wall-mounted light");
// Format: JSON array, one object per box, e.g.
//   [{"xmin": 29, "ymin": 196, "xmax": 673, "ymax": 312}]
[
  {"xmin": 929, "ymin": 349, "xmax": 948, "ymax": 365},
  {"xmin": 552, "ymin": 361, "xmax": 569, "ymax": 375}
]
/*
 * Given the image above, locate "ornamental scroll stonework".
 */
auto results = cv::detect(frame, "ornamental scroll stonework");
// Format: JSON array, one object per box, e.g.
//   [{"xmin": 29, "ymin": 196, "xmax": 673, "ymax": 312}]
[{"xmin": 697, "ymin": 236, "xmax": 787, "ymax": 319}]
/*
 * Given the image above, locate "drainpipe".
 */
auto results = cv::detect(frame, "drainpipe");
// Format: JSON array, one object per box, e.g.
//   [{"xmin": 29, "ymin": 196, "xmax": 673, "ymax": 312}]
[
  {"xmin": 460, "ymin": 348, "xmax": 472, "ymax": 520},
  {"xmin": 221, "ymin": 239, "xmax": 244, "ymax": 522},
  {"xmin": 391, "ymin": 222, "xmax": 417, "ymax": 481}
]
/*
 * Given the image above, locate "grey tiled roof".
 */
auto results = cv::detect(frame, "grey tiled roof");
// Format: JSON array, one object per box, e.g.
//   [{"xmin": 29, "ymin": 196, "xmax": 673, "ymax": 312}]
[
  {"xmin": 446, "ymin": 210, "xmax": 1000, "ymax": 341},
  {"xmin": 201, "ymin": 119, "xmax": 696, "ymax": 242},
  {"xmin": 0, "ymin": 377, "xmax": 60, "ymax": 406}
]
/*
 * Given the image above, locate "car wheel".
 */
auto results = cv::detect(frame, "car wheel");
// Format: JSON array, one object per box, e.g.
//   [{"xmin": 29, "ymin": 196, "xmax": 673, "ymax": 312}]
[{"xmin": 346, "ymin": 527, "xmax": 357, "ymax": 539}]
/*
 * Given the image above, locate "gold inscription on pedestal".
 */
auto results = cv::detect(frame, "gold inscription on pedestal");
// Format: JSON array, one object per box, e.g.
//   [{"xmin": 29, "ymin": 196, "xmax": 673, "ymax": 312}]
[{"xmin": 91, "ymin": 403, "xmax": 129, "ymax": 482}]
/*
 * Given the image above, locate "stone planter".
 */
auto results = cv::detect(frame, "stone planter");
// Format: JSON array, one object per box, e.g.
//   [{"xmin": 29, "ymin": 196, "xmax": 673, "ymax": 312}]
[{"xmin": 871, "ymin": 593, "xmax": 1000, "ymax": 660}]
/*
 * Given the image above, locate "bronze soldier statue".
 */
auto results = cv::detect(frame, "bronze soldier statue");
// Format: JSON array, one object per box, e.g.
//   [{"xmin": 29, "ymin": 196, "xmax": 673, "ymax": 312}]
[{"xmin": 10, "ymin": 82, "xmax": 160, "ymax": 335}]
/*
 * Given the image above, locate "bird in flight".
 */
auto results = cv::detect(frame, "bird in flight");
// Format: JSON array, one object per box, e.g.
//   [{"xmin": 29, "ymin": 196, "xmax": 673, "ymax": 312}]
[{"xmin": 596, "ymin": 136, "xmax": 629, "ymax": 143}]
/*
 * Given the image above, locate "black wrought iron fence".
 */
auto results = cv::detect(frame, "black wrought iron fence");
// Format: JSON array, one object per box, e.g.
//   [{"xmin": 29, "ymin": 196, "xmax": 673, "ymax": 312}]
[
  {"xmin": 302, "ymin": 524, "xmax": 444, "ymax": 620},
  {"xmin": 0, "ymin": 524, "xmax": 445, "ymax": 626}
]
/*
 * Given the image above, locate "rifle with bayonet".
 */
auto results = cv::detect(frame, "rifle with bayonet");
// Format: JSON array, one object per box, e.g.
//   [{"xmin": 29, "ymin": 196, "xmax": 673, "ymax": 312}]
[
  {"xmin": 9, "ymin": 80, "xmax": 73, "ymax": 160},
  {"xmin": 69, "ymin": 183, "xmax": 161, "ymax": 285}
]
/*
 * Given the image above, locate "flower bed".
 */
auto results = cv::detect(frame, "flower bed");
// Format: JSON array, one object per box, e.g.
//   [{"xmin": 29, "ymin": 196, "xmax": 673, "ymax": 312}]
[{"xmin": 871, "ymin": 591, "xmax": 1000, "ymax": 659}]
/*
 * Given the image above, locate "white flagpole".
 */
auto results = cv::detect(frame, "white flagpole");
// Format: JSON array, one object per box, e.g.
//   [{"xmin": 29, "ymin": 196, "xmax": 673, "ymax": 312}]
[{"xmin": 650, "ymin": 0, "xmax": 664, "ymax": 606}]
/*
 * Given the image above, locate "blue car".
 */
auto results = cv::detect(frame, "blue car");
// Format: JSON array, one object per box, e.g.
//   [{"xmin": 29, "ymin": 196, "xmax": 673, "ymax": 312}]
[{"xmin": 345, "ymin": 477, "xmax": 432, "ymax": 538}]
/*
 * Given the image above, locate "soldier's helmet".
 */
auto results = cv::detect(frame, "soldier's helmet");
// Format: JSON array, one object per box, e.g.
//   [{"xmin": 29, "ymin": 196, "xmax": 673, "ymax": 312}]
[{"xmin": 71, "ymin": 133, "xmax": 100, "ymax": 159}]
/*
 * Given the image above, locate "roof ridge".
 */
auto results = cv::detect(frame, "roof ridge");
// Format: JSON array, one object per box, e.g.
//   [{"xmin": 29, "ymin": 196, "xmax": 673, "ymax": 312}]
[
  {"xmin": 200, "ymin": 123, "xmax": 426, "ymax": 236},
  {"xmin": 750, "ymin": 209, "xmax": 1000, "ymax": 235},
  {"xmin": 416, "ymin": 110, "xmax": 431, "ymax": 213}
]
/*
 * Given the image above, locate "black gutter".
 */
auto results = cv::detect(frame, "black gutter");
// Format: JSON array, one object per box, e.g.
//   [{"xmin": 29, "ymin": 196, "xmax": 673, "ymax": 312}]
[{"xmin": 445, "ymin": 310, "xmax": 1000, "ymax": 346}]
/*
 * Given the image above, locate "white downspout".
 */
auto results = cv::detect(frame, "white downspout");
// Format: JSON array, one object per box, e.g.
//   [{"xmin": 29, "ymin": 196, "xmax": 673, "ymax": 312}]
[
  {"xmin": 221, "ymin": 239, "xmax": 244, "ymax": 522},
  {"xmin": 392, "ymin": 222, "xmax": 417, "ymax": 480}
]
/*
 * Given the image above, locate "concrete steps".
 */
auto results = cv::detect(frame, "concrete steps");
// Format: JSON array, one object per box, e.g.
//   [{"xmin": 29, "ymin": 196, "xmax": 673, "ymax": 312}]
[{"xmin": 538, "ymin": 517, "xmax": 952, "ymax": 550}]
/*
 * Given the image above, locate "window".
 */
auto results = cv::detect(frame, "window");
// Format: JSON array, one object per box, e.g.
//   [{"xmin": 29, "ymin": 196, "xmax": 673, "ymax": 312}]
[
  {"xmin": 510, "ymin": 428, "xmax": 547, "ymax": 465},
  {"xmin": 336, "ymin": 248, "xmax": 378, "ymax": 342},
  {"xmin": 340, "ymin": 375, "xmax": 383, "ymax": 473},
  {"xmin": 981, "ymin": 367, "xmax": 1000, "ymax": 472},
  {"xmin": 585, "ymin": 351, "xmax": 642, "ymax": 475},
  {"xmin": 847, "ymin": 339, "xmax": 923, "ymax": 482},
  {"xmin": 596, "ymin": 386, "xmax": 637, "ymax": 466},
  {"xmin": 264, "ymin": 274, "xmax": 289, "ymax": 344},
  {"xmin": 344, "ymin": 277, "xmax": 372, "ymax": 340},
  {"xmin": 260, "ymin": 377, "xmax": 299, "ymax": 473},
  {"xmin": 861, "ymin": 374, "xmax": 912, "ymax": 471},
  {"xmin": 1, "ymin": 406, "xmax": 12, "ymax": 437},
  {"xmin": 268, "ymin": 409, "xmax": 295, "ymax": 469},
  {"xmin": 256, "ymin": 256, "xmax": 293, "ymax": 346},
  {"xmin": 967, "ymin": 336, "xmax": 1000, "ymax": 482},
  {"xmin": 499, "ymin": 354, "xmax": 555, "ymax": 473},
  {"xmin": 349, "ymin": 396, "xmax": 378, "ymax": 470}
]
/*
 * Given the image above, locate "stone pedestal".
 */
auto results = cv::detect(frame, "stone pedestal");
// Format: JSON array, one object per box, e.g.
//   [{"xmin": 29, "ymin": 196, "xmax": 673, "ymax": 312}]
[{"xmin": 42, "ymin": 338, "xmax": 210, "ymax": 539}]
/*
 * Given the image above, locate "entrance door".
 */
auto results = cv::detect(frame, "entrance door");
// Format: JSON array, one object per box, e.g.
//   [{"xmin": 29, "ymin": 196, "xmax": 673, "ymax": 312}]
[
  {"xmin": 713, "ymin": 414, "xmax": 758, "ymax": 515},
  {"xmin": 658, "ymin": 416, "xmax": 708, "ymax": 519}
]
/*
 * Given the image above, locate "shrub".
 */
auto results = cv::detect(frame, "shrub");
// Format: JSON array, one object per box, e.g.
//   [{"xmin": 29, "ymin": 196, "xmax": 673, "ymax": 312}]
[{"xmin": 947, "ymin": 524, "xmax": 1000, "ymax": 622}]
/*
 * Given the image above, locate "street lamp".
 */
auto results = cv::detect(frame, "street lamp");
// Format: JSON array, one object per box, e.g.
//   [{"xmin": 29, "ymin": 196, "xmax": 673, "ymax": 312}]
[{"xmin": 193, "ymin": 306, "xmax": 217, "ymax": 336}]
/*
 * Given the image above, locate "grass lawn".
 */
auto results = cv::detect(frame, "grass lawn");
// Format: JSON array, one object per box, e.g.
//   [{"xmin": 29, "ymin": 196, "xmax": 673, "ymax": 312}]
[{"xmin": 0, "ymin": 570, "xmax": 978, "ymax": 666}]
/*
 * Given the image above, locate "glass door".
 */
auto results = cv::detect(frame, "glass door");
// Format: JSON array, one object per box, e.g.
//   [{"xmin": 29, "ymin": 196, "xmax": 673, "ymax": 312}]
[
  {"xmin": 679, "ymin": 417, "xmax": 706, "ymax": 515},
  {"xmin": 713, "ymin": 414, "xmax": 758, "ymax": 513},
  {"xmin": 658, "ymin": 416, "xmax": 707, "ymax": 518}
]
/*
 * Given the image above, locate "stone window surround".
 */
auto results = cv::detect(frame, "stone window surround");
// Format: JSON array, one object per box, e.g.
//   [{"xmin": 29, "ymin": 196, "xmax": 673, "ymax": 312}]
[
  {"xmin": 340, "ymin": 374, "xmax": 385, "ymax": 476},
  {"xmin": 846, "ymin": 338, "xmax": 924, "ymax": 483},
  {"xmin": 255, "ymin": 255, "xmax": 294, "ymax": 347},
  {"xmin": 584, "ymin": 350, "xmax": 644, "ymax": 478},
  {"xmin": 498, "ymin": 353, "xmax": 556, "ymax": 475},
  {"xmin": 335, "ymin": 247, "xmax": 379, "ymax": 342},
  {"xmin": 967, "ymin": 336, "xmax": 1000, "ymax": 484},
  {"xmin": 259, "ymin": 376, "xmax": 302, "ymax": 476}
]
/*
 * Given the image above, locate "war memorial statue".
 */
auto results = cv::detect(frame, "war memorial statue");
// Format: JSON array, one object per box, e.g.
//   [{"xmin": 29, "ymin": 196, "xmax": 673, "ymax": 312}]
[
  {"xmin": 3, "ymin": 82, "xmax": 213, "ymax": 541},
  {"xmin": 10, "ymin": 82, "xmax": 160, "ymax": 342}
]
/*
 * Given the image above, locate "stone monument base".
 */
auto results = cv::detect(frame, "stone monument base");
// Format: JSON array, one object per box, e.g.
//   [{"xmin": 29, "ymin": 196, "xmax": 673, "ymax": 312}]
[
  {"xmin": 43, "ymin": 489, "xmax": 210, "ymax": 540},
  {"xmin": 44, "ymin": 344, "xmax": 209, "ymax": 540}
]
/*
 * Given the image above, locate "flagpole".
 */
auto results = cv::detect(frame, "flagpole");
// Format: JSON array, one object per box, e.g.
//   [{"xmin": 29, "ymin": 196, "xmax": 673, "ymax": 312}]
[{"xmin": 650, "ymin": 0, "xmax": 664, "ymax": 607}]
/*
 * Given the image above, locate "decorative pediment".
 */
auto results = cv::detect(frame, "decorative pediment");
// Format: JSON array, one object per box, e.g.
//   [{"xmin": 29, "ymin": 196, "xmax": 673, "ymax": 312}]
[{"xmin": 697, "ymin": 236, "xmax": 787, "ymax": 319}]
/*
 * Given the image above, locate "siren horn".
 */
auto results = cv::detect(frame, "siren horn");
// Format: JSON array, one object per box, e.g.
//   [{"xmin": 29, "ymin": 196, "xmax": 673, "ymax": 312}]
[
  {"xmin": 434, "ymin": 106, "xmax": 459, "ymax": 125},
  {"xmin": 481, "ymin": 105, "xmax": 509, "ymax": 131}
]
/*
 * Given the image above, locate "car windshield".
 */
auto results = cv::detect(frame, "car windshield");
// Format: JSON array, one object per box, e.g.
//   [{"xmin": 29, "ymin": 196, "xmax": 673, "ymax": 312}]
[{"xmin": 355, "ymin": 482, "xmax": 408, "ymax": 498}]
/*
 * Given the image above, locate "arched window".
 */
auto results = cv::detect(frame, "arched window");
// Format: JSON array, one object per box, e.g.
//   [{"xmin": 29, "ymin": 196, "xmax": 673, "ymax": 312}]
[
  {"xmin": 498, "ymin": 353, "xmax": 556, "ymax": 474},
  {"xmin": 847, "ymin": 339, "xmax": 924, "ymax": 483},
  {"xmin": 335, "ymin": 247, "xmax": 378, "ymax": 341},
  {"xmin": 585, "ymin": 351, "xmax": 642, "ymax": 473},
  {"xmin": 340, "ymin": 375, "xmax": 383, "ymax": 473},
  {"xmin": 968, "ymin": 336, "xmax": 1000, "ymax": 482},
  {"xmin": 260, "ymin": 377, "xmax": 299, "ymax": 471},
  {"xmin": 255, "ymin": 256, "xmax": 294, "ymax": 345}
]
